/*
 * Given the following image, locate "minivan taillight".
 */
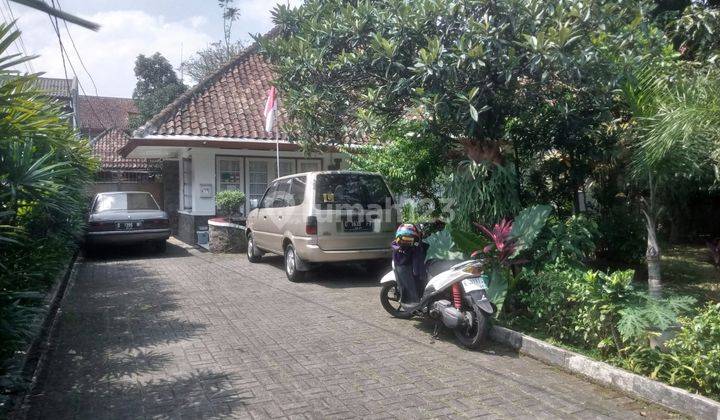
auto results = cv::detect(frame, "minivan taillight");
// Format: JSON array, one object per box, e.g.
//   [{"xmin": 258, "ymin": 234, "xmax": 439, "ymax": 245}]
[{"xmin": 306, "ymin": 216, "xmax": 318, "ymax": 235}]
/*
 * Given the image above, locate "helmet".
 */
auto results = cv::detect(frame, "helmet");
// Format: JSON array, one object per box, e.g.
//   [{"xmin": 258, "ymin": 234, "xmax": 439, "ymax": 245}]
[{"xmin": 395, "ymin": 223, "xmax": 420, "ymax": 246}]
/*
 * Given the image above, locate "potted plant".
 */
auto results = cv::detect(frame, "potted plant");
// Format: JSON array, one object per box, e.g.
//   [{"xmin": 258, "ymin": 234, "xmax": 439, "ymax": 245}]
[{"xmin": 215, "ymin": 190, "xmax": 246, "ymax": 223}]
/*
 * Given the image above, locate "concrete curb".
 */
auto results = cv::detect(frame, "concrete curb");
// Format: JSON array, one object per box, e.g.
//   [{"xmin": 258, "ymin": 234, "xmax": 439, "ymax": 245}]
[
  {"xmin": 6, "ymin": 252, "xmax": 80, "ymax": 419},
  {"xmin": 489, "ymin": 325, "xmax": 720, "ymax": 419}
]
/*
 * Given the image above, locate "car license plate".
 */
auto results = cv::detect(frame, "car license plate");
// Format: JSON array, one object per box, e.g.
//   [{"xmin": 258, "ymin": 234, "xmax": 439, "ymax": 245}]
[
  {"xmin": 341, "ymin": 215, "xmax": 372, "ymax": 232},
  {"xmin": 461, "ymin": 276, "xmax": 487, "ymax": 292},
  {"xmin": 116, "ymin": 221, "xmax": 140, "ymax": 230}
]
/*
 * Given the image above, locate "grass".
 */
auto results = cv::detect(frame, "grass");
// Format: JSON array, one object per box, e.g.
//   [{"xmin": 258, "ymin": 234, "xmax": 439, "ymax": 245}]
[{"xmin": 662, "ymin": 244, "xmax": 720, "ymax": 304}]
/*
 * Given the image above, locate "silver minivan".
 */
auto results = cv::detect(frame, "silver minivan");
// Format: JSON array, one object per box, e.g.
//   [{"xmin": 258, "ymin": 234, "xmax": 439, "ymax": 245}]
[{"xmin": 245, "ymin": 171, "xmax": 398, "ymax": 281}]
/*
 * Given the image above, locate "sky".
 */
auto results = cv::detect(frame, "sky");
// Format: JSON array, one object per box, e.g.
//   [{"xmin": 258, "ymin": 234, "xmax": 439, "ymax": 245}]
[{"xmin": 5, "ymin": 0, "xmax": 303, "ymax": 97}]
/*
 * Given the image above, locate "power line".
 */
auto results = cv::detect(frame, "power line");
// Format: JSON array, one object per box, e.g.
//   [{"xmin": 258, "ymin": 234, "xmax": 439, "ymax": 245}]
[
  {"xmin": 55, "ymin": 0, "xmax": 97, "ymax": 95},
  {"xmin": 53, "ymin": 0, "xmax": 120, "ymax": 132},
  {"xmin": 47, "ymin": 1, "xmax": 107, "ymax": 132}
]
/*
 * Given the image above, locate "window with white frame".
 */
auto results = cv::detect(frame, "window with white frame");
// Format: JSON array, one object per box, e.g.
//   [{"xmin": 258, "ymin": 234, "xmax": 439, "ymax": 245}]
[
  {"xmin": 298, "ymin": 159, "xmax": 322, "ymax": 172},
  {"xmin": 216, "ymin": 157, "xmax": 243, "ymax": 192},
  {"xmin": 278, "ymin": 159, "xmax": 295, "ymax": 177},
  {"xmin": 247, "ymin": 160, "xmax": 270, "ymax": 209},
  {"xmin": 182, "ymin": 158, "xmax": 192, "ymax": 210}
]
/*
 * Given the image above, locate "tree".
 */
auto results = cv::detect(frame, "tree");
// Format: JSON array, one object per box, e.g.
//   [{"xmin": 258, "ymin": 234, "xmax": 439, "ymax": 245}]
[
  {"xmin": 181, "ymin": 0, "xmax": 244, "ymax": 83},
  {"xmin": 260, "ymin": 0, "xmax": 639, "ymax": 162},
  {"xmin": 622, "ymin": 64, "xmax": 720, "ymax": 297},
  {"xmin": 131, "ymin": 52, "xmax": 186, "ymax": 128},
  {"xmin": 181, "ymin": 41, "xmax": 244, "ymax": 83}
]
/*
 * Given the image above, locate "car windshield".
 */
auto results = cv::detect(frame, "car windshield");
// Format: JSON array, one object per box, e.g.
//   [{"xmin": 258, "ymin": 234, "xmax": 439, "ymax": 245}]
[
  {"xmin": 94, "ymin": 193, "xmax": 159, "ymax": 212},
  {"xmin": 315, "ymin": 173, "xmax": 393, "ymax": 209}
]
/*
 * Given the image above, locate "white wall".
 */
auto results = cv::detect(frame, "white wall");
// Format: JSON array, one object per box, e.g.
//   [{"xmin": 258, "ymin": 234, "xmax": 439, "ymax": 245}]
[{"xmin": 180, "ymin": 148, "xmax": 348, "ymax": 215}]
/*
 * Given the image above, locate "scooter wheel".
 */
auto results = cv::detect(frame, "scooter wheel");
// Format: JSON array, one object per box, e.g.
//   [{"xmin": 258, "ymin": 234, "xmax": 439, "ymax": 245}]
[
  {"xmin": 380, "ymin": 282, "xmax": 413, "ymax": 319},
  {"xmin": 454, "ymin": 308, "xmax": 490, "ymax": 349}
]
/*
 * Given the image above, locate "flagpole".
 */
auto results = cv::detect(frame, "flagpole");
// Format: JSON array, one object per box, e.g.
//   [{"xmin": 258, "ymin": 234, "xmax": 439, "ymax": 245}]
[{"xmin": 276, "ymin": 137, "xmax": 280, "ymax": 177}]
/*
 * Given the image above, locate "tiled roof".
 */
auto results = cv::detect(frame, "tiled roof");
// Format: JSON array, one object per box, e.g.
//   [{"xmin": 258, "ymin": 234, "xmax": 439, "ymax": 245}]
[
  {"xmin": 77, "ymin": 95, "xmax": 137, "ymax": 133},
  {"xmin": 136, "ymin": 39, "xmax": 286, "ymax": 141},
  {"xmin": 34, "ymin": 77, "xmax": 76, "ymax": 98},
  {"xmin": 92, "ymin": 128, "xmax": 148, "ymax": 171}
]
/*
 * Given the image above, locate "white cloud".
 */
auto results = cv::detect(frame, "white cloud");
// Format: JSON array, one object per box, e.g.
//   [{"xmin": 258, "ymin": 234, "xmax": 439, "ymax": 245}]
[{"xmin": 13, "ymin": 9, "xmax": 214, "ymax": 97}]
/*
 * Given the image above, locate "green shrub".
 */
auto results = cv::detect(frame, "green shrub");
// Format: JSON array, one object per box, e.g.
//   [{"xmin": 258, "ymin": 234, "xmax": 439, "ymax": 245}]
[
  {"xmin": 623, "ymin": 303, "xmax": 720, "ymax": 400},
  {"xmin": 215, "ymin": 190, "xmax": 246, "ymax": 217},
  {"xmin": 532, "ymin": 214, "xmax": 598, "ymax": 266},
  {"xmin": 518, "ymin": 264, "xmax": 695, "ymax": 355}
]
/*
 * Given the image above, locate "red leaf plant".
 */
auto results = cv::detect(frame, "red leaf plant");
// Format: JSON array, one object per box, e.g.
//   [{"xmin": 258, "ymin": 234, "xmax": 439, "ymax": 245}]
[{"xmin": 474, "ymin": 218, "xmax": 517, "ymax": 266}]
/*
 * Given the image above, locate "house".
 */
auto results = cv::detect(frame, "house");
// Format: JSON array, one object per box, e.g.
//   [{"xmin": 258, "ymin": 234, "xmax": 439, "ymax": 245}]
[
  {"xmin": 34, "ymin": 76, "xmax": 79, "ymax": 127},
  {"xmin": 121, "ymin": 40, "xmax": 347, "ymax": 245},
  {"xmin": 77, "ymin": 95, "xmax": 150, "ymax": 182}
]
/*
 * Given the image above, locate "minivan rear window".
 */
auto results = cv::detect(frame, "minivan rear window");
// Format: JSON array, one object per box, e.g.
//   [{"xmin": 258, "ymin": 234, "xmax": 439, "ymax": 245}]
[{"xmin": 314, "ymin": 173, "xmax": 393, "ymax": 209}]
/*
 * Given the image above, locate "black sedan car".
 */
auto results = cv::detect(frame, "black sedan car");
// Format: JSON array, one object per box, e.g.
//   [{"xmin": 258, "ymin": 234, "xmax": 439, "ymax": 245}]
[{"xmin": 85, "ymin": 191, "xmax": 170, "ymax": 252}]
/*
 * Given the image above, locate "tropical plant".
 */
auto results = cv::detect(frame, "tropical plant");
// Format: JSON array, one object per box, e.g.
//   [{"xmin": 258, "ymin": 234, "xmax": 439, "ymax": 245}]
[
  {"xmin": 519, "ymin": 264, "xmax": 695, "ymax": 354},
  {"xmin": 623, "ymin": 302, "xmax": 720, "ymax": 400},
  {"xmin": 472, "ymin": 205, "xmax": 552, "ymax": 314},
  {"xmin": 532, "ymin": 214, "xmax": 598, "ymax": 265},
  {"xmin": 445, "ymin": 162, "xmax": 521, "ymax": 231},
  {"xmin": 622, "ymin": 64, "xmax": 720, "ymax": 296},
  {"xmin": 0, "ymin": 21, "xmax": 97, "ymax": 403}
]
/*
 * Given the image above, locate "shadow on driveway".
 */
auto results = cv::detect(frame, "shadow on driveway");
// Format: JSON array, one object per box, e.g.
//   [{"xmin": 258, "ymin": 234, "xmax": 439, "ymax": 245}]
[
  {"xmin": 25, "ymin": 252, "xmax": 248, "ymax": 419},
  {"xmin": 82, "ymin": 239, "xmax": 191, "ymax": 261}
]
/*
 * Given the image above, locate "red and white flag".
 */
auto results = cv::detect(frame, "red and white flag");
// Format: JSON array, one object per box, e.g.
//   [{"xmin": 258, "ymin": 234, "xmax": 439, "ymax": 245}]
[{"xmin": 264, "ymin": 86, "xmax": 277, "ymax": 133}]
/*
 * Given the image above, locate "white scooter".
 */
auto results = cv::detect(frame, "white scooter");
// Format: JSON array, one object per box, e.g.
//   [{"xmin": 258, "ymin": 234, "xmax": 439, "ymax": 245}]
[{"xmin": 379, "ymin": 258, "xmax": 495, "ymax": 348}]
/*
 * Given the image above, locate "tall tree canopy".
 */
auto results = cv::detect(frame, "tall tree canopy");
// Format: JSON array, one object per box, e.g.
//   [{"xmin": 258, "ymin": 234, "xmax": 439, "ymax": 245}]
[
  {"xmin": 131, "ymin": 52, "xmax": 186, "ymax": 128},
  {"xmin": 181, "ymin": 0, "xmax": 244, "ymax": 83},
  {"xmin": 260, "ymin": 0, "xmax": 646, "ymax": 163}
]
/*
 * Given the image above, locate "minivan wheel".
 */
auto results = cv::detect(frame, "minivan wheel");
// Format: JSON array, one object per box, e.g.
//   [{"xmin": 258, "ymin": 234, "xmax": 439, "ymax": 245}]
[
  {"xmin": 284, "ymin": 244, "xmax": 306, "ymax": 282},
  {"xmin": 247, "ymin": 233, "xmax": 262, "ymax": 263}
]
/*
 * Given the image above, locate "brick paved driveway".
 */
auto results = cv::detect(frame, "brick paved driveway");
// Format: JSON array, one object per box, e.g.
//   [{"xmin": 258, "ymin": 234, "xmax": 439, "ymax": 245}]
[{"xmin": 25, "ymin": 239, "xmax": 673, "ymax": 419}]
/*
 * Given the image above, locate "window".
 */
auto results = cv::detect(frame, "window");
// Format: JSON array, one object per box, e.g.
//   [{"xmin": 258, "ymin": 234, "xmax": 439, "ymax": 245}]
[
  {"xmin": 216, "ymin": 157, "xmax": 243, "ymax": 191},
  {"xmin": 299, "ymin": 160, "xmax": 321, "ymax": 172},
  {"xmin": 278, "ymin": 159, "xmax": 295, "ymax": 177},
  {"xmin": 94, "ymin": 192, "xmax": 159, "ymax": 212},
  {"xmin": 182, "ymin": 158, "xmax": 192, "ymax": 210},
  {"xmin": 315, "ymin": 173, "xmax": 393, "ymax": 209},
  {"xmin": 272, "ymin": 179, "xmax": 292, "ymax": 207},
  {"xmin": 290, "ymin": 176, "xmax": 306, "ymax": 206},
  {"xmin": 248, "ymin": 160, "xmax": 270, "ymax": 209},
  {"xmin": 260, "ymin": 181, "xmax": 278, "ymax": 208}
]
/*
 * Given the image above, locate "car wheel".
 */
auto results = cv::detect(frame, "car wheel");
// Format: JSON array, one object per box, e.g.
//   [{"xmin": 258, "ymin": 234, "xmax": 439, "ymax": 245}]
[
  {"xmin": 154, "ymin": 240, "xmax": 167, "ymax": 253},
  {"xmin": 284, "ymin": 244, "xmax": 306, "ymax": 282},
  {"xmin": 247, "ymin": 233, "xmax": 262, "ymax": 263}
]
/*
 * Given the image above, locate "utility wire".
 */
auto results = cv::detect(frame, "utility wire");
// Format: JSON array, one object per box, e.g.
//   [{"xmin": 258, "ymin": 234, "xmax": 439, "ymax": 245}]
[
  {"xmin": 55, "ymin": 0, "xmax": 97, "ymax": 95},
  {"xmin": 54, "ymin": 0, "xmax": 121, "ymax": 132},
  {"xmin": 47, "ymin": 3, "xmax": 107, "ymax": 132}
]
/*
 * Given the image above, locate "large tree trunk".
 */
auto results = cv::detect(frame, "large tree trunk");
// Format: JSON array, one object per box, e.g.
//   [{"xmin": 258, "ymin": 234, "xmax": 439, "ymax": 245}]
[{"xmin": 642, "ymin": 209, "xmax": 662, "ymax": 299}]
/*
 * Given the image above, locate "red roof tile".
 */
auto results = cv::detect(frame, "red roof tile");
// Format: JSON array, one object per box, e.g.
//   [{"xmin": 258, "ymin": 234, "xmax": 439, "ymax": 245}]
[
  {"xmin": 78, "ymin": 96, "xmax": 137, "ymax": 134},
  {"xmin": 136, "ymin": 40, "xmax": 286, "ymax": 141},
  {"xmin": 92, "ymin": 129, "xmax": 148, "ymax": 171}
]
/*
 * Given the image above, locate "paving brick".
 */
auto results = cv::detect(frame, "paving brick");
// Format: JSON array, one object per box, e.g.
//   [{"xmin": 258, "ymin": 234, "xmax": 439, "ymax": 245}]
[{"xmin": 23, "ymin": 239, "xmax": 678, "ymax": 419}]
